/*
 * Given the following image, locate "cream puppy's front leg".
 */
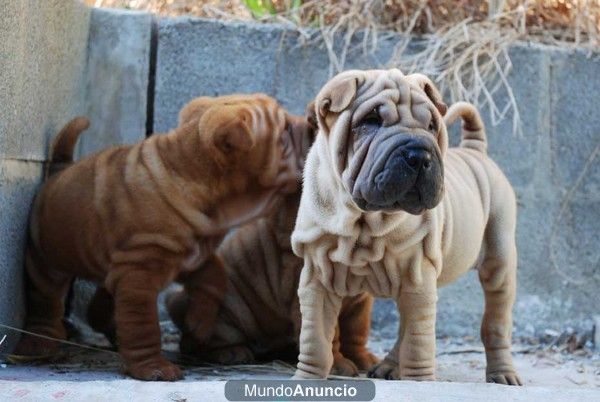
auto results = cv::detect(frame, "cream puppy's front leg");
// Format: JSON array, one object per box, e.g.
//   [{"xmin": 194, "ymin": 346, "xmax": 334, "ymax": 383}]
[
  {"xmin": 370, "ymin": 263, "xmax": 438, "ymax": 381},
  {"xmin": 396, "ymin": 264, "xmax": 438, "ymax": 380},
  {"xmin": 294, "ymin": 265, "xmax": 343, "ymax": 379}
]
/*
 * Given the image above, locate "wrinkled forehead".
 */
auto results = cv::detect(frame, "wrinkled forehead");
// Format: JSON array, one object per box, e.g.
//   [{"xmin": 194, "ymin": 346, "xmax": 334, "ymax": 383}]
[
  {"xmin": 179, "ymin": 93, "xmax": 284, "ymax": 127},
  {"xmin": 351, "ymin": 70, "xmax": 436, "ymax": 127}
]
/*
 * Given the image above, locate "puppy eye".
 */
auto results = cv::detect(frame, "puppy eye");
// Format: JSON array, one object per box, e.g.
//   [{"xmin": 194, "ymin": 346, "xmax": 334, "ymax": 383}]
[
  {"xmin": 361, "ymin": 107, "xmax": 382, "ymax": 127},
  {"xmin": 428, "ymin": 119, "xmax": 436, "ymax": 132}
]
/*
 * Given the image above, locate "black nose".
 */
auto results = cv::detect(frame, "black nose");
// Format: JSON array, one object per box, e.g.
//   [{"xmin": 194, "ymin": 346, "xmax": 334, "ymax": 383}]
[{"xmin": 404, "ymin": 147, "xmax": 432, "ymax": 170}]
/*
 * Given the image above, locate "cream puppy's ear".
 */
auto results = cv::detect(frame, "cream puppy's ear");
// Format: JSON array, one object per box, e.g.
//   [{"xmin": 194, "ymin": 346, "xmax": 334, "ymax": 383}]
[
  {"xmin": 406, "ymin": 73, "xmax": 447, "ymax": 116},
  {"xmin": 315, "ymin": 76, "xmax": 358, "ymax": 130}
]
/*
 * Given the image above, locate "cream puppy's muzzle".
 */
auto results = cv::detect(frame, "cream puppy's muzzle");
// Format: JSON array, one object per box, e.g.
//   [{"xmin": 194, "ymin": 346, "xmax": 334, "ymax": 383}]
[{"xmin": 315, "ymin": 69, "xmax": 448, "ymax": 214}]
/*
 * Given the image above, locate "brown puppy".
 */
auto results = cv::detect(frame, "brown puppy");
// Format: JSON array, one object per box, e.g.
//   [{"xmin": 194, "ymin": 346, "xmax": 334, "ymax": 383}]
[
  {"xmin": 11, "ymin": 94, "xmax": 303, "ymax": 381},
  {"xmin": 165, "ymin": 104, "xmax": 378, "ymax": 376}
]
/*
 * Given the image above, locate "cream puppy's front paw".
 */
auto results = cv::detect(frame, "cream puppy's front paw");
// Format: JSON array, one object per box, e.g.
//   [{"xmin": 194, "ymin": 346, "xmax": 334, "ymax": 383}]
[
  {"xmin": 367, "ymin": 359, "xmax": 399, "ymax": 380},
  {"xmin": 487, "ymin": 371, "xmax": 522, "ymax": 386},
  {"xmin": 292, "ymin": 369, "xmax": 327, "ymax": 380}
]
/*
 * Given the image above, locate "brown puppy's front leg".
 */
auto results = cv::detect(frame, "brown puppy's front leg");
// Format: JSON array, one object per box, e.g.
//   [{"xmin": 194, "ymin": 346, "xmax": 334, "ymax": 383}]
[
  {"xmin": 396, "ymin": 265, "xmax": 437, "ymax": 381},
  {"xmin": 111, "ymin": 268, "xmax": 182, "ymax": 381},
  {"xmin": 339, "ymin": 293, "xmax": 378, "ymax": 370},
  {"xmin": 293, "ymin": 266, "xmax": 342, "ymax": 379},
  {"xmin": 331, "ymin": 325, "xmax": 359, "ymax": 376}
]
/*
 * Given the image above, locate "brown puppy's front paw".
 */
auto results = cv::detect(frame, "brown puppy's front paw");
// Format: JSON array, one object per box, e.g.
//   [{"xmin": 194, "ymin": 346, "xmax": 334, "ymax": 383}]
[
  {"xmin": 331, "ymin": 355, "xmax": 359, "ymax": 377},
  {"xmin": 208, "ymin": 345, "xmax": 255, "ymax": 365},
  {"xmin": 349, "ymin": 351, "xmax": 379, "ymax": 371},
  {"xmin": 9, "ymin": 335, "xmax": 61, "ymax": 362},
  {"xmin": 127, "ymin": 358, "xmax": 183, "ymax": 381},
  {"xmin": 367, "ymin": 359, "xmax": 399, "ymax": 380},
  {"xmin": 487, "ymin": 371, "xmax": 522, "ymax": 386}
]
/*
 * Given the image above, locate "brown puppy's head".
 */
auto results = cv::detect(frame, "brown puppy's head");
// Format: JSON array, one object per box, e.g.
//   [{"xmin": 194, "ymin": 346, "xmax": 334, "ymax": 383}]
[
  {"xmin": 181, "ymin": 94, "xmax": 317, "ymax": 193},
  {"xmin": 315, "ymin": 69, "xmax": 448, "ymax": 215},
  {"xmin": 179, "ymin": 94, "xmax": 316, "ymax": 226}
]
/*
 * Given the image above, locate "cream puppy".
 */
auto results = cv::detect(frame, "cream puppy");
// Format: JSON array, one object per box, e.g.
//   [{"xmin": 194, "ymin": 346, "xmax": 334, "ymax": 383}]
[{"xmin": 291, "ymin": 69, "xmax": 521, "ymax": 385}]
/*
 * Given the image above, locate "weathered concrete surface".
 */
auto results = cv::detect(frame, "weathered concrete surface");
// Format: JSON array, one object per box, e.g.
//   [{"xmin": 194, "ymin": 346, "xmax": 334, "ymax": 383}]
[
  {"xmin": 0, "ymin": 1, "xmax": 91, "ymax": 161},
  {"xmin": 0, "ymin": 4, "xmax": 154, "ymax": 350},
  {"xmin": 79, "ymin": 8, "xmax": 152, "ymax": 156},
  {"xmin": 0, "ymin": 337, "xmax": 599, "ymax": 399},
  {"xmin": 0, "ymin": 0, "xmax": 91, "ymax": 352},
  {"xmin": 0, "ymin": 161, "xmax": 43, "ymax": 353},
  {"xmin": 154, "ymin": 18, "xmax": 600, "ymax": 339},
  {"xmin": 0, "ymin": 372, "xmax": 598, "ymax": 402}
]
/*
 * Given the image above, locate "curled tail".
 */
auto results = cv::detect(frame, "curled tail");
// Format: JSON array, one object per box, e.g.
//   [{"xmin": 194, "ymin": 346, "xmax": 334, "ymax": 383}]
[
  {"xmin": 444, "ymin": 102, "xmax": 487, "ymax": 154},
  {"xmin": 46, "ymin": 117, "xmax": 89, "ymax": 177}
]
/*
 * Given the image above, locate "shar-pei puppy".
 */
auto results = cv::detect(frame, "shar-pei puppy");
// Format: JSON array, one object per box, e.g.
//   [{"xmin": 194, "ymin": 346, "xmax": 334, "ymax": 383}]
[
  {"xmin": 11, "ymin": 94, "xmax": 305, "ymax": 381},
  {"xmin": 291, "ymin": 69, "xmax": 521, "ymax": 385},
  {"xmin": 165, "ymin": 103, "xmax": 379, "ymax": 377}
]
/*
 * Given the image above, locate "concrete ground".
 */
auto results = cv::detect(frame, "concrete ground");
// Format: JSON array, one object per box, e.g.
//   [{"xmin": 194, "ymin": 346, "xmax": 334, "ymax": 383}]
[{"xmin": 1, "ymin": 330, "xmax": 599, "ymax": 401}]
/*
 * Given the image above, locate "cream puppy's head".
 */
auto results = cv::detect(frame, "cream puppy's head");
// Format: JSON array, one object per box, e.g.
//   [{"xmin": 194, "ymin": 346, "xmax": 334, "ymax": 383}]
[{"xmin": 313, "ymin": 69, "xmax": 448, "ymax": 215}]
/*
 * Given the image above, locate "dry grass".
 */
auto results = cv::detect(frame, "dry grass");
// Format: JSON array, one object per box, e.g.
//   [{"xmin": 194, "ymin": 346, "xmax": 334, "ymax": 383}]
[{"xmin": 85, "ymin": 1, "xmax": 600, "ymax": 132}]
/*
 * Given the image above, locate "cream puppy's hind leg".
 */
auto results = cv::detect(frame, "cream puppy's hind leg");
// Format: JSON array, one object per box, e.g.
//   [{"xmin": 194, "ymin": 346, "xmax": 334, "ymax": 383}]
[{"xmin": 294, "ymin": 266, "xmax": 343, "ymax": 379}]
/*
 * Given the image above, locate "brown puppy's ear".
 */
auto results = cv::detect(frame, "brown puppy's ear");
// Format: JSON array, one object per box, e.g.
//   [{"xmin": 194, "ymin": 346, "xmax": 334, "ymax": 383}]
[
  {"xmin": 199, "ymin": 106, "xmax": 255, "ymax": 156},
  {"xmin": 305, "ymin": 100, "xmax": 318, "ymax": 132},
  {"xmin": 407, "ymin": 73, "xmax": 447, "ymax": 116},
  {"xmin": 316, "ymin": 76, "xmax": 358, "ymax": 118},
  {"xmin": 178, "ymin": 96, "xmax": 215, "ymax": 126}
]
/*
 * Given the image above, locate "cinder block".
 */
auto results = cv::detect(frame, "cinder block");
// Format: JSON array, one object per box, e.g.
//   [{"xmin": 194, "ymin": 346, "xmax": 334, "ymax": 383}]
[
  {"xmin": 0, "ymin": 0, "xmax": 90, "ymax": 161},
  {"xmin": 79, "ymin": 8, "xmax": 153, "ymax": 157},
  {"xmin": 154, "ymin": 18, "xmax": 283, "ymax": 132},
  {"xmin": 0, "ymin": 159, "xmax": 43, "ymax": 354}
]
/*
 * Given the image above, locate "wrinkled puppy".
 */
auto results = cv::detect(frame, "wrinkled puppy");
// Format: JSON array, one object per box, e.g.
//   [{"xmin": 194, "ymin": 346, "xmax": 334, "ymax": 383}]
[
  {"xmin": 12, "ymin": 94, "xmax": 302, "ymax": 381},
  {"xmin": 291, "ymin": 69, "xmax": 521, "ymax": 385},
  {"xmin": 166, "ymin": 106, "xmax": 378, "ymax": 376}
]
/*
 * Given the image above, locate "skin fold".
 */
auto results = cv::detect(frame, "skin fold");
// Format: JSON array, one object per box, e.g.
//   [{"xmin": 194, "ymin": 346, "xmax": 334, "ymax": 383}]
[
  {"xmin": 11, "ymin": 94, "xmax": 305, "ymax": 381},
  {"xmin": 291, "ymin": 69, "xmax": 521, "ymax": 385}
]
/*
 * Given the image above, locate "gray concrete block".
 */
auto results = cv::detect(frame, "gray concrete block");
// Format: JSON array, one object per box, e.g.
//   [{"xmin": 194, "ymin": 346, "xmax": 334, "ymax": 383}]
[
  {"xmin": 79, "ymin": 8, "xmax": 153, "ymax": 157},
  {"xmin": 154, "ymin": 19, "xmax": 414, "ymax": 130},
  {"xmin": 154, "ymin": 18, "xmax": 283, "ymax": 132},
  {"xmin": 0, "ymin": 0, "xmax": 90, "ymax": 161},
  {"xmin": 0, "ymin": 159, "xmax": 43, "ymax": 354}
]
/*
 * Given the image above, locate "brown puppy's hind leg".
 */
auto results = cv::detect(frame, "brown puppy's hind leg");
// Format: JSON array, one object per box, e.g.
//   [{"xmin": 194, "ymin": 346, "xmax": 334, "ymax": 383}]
[
  {"xmin": 179, "ymin": 255, "xmax": 228, "ymax": 345},
  {"xmin": 479, "ymin": 200, "xmax": 522, "ymax": 386},
  {"xmin": 109, "ymin": 266, "xmax": 182, "ymax": 381},
  {"xmin": 339, "ymin": 293, "xmax": 379, "ymax": 370},
  {"xmin": 87, "ymin": 285, "xmax": 117, "ymax": 346},
  {"xmin": 12, "ymin": 247, "xmax": 72, "ymax": 359}
]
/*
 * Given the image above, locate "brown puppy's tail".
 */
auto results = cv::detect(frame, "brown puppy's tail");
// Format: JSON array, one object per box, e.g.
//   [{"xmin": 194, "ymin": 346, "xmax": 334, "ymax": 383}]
[
  {"xmin": 46, "ymin": 117, "xmax": 89, "ymax": 177},
  {"xmin": 444, "ymin": 102, "xmax": 487, "ymax": 154}
]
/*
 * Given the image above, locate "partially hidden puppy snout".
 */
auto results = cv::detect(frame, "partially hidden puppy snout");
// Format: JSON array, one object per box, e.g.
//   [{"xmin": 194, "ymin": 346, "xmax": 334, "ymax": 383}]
[{"xmin": 403, "ymin": 146, "xmax": 432, "ymax": 171}]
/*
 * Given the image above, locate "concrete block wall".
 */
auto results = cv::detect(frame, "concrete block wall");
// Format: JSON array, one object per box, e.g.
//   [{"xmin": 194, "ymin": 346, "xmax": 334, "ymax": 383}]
[
  {"xmin": 0, "ymin": 2, "xmax": 151, "ymax": 353},
  {"xmin": 1, "ymin": 5, "xmax": 598, "ymax": 351},
  {"xmin": 0, "ymin": 0, "xmax": 91, "ymax": 352}
]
